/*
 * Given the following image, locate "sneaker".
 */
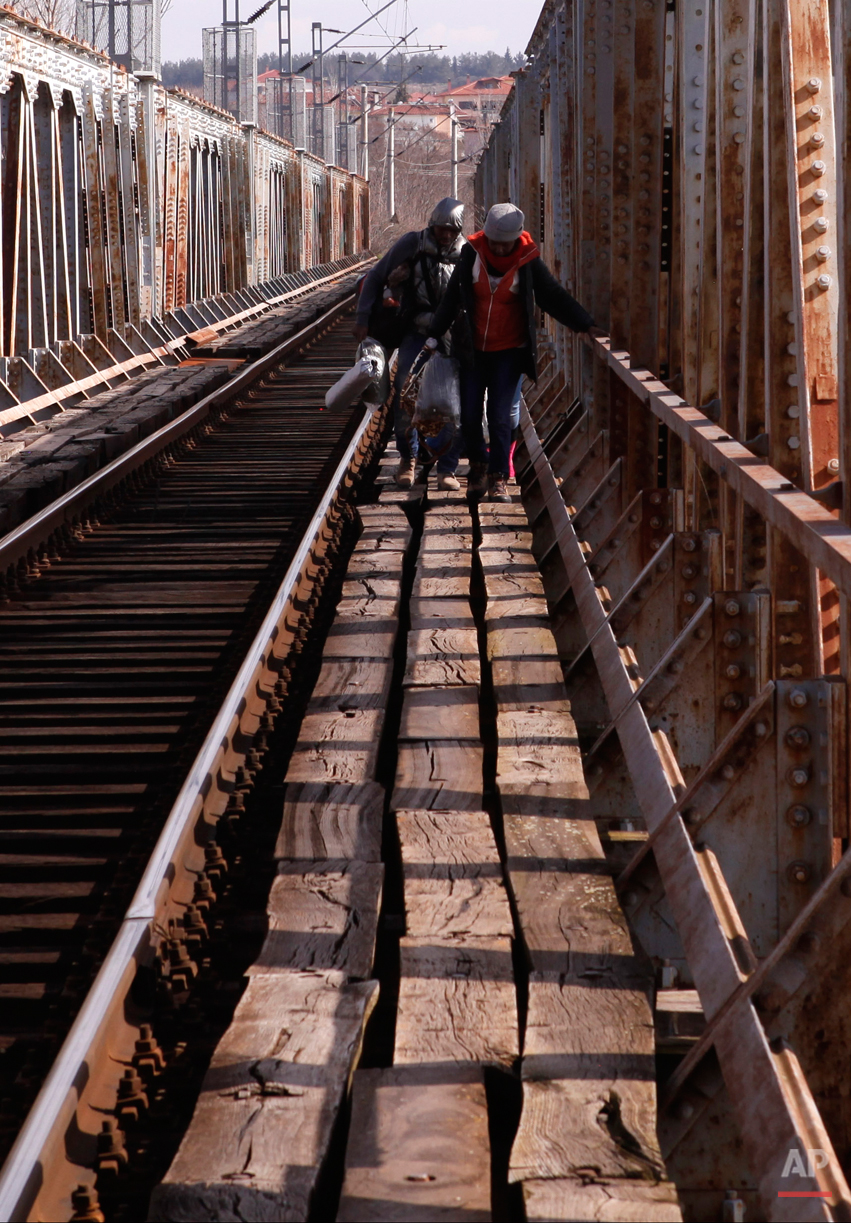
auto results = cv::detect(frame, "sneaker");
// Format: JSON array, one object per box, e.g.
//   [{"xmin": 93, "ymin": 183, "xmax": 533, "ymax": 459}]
[
  {"xmin": 437, "ymin": 472, "xmax": 460, "ymax": 491},
  {"xmin": 487, "ymin": 473, "xmax": 511, "ymax": 502},
  {"xmin": 395, "ymin": 458, "xmax": 417, "ymax": 488},
  {"xmin": 466, "ymin": 461, "xmax": 488, "ymax": 500}
]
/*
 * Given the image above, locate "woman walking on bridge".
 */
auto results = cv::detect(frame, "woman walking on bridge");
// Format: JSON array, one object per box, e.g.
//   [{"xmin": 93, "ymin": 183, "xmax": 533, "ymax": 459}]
[{"xmin": 428, "ymin": 202, "xmax": 602, "ymax": 501}]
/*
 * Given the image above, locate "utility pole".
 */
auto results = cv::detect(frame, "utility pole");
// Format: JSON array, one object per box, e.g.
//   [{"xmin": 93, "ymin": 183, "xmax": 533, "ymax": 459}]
[
  {"xmin": 223, "ymin": 0, "xmax": 242, "ymax": 122},
  {"xmin": 277, "ymin": 0, "xmax": 292, "ymax": 139},
  {"xmin": 450, "ymin": 102, "xmax": 458, "ymax": 197},
  {"xmin": 339, "ymin": 54, "xmax": 349, "ymax": 127},
  {"xmin": 388, "ymin": 106, "xmax": 396, "ymax": 221},
  {"xmin": 311, "ymin": 21, "xmax": 323, "ymax": 157},
  {"xmin": 360, "ymin": 86, "xmax": 369, "ymax": 180}
]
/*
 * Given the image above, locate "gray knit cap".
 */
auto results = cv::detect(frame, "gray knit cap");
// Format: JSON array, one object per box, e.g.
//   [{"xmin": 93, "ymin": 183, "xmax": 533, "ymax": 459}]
[
  {"xmin": 428, "ymin": 197, "xmax": 465, "ymax": 231},
  {"xmin": 484, "ymin": 202, "xmax": 525, "ymax": 242}
]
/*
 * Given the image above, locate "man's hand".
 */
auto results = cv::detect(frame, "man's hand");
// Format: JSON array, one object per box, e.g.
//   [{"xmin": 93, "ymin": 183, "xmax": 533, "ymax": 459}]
[
  {"xmin": 424, "ymin": 337, "xmax": 439, "ymax": 351},
  {"xmin": 586, "ymin": 324, "xmax": 608, "ymax": 341},
  {"xmin": 352, "ymin": 323, "xmax": 369, "ymax": 344}
]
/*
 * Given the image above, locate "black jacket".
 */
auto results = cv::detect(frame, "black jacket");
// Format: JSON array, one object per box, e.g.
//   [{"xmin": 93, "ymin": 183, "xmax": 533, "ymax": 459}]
[{"xmin": 429, "ymin": 242, "xmax": 594, "ymax": 381}]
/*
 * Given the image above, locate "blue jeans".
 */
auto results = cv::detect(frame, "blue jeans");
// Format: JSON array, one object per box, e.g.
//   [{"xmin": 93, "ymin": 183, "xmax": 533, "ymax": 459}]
[
  {"xmin": 393, "ymin": 332, "xmax": 460, "ymax": 473},
  {"xmin": 461, "ymin": 348, "xmax": 525, "ymax": 475}
]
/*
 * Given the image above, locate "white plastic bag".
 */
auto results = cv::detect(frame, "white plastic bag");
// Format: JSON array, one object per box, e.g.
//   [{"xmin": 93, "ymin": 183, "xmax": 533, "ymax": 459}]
[
  {"xmin": 324, "ymin": 358, "xmax": 373, "ymax": 410},
  {"xmin": 411, "ymin": 352, "xmax": 461, "ymax": 438},
  {"xmin": 357, "ymin": 338, "xmax": 389, "ymax": 405},
  {"xmin": 324, "ymin": 336, "xmax": 389, "ymax": 410}
]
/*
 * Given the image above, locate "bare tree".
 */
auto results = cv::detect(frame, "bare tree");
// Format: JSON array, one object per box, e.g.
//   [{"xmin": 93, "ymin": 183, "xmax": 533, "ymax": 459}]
[
  {"xmin": 9, "ymin": 0, "xmax": 75, "ymax": 34},
  {"xmin": 369, "ymin": 118, "xmax": 476, "ymax": 250},
  {"xmin": 10, "ymin": 0, "xmax": 171, "ymax": 39}
]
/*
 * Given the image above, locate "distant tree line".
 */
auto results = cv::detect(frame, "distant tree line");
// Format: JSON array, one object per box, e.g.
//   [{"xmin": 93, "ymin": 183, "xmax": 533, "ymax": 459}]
[{"xmin": 161, "ymin": 48, "xmax": 525, "ymax": 92}]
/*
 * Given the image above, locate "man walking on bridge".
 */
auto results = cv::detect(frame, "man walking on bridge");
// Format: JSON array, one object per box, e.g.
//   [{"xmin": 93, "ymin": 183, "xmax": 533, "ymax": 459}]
[
  {"xmin": 428, "ymin": 202, "xmax": 602, "ymax": 501},
  {"xmin": 353, "ymin": 198, "xmax": 466, "ymax": 490}
]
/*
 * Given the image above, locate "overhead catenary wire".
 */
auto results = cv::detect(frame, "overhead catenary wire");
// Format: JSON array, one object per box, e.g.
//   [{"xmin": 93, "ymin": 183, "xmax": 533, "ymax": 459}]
[
  {"xmin": 342, "ymin": 63, "xmax": 427, "ymax": 120},
  {"xmin": 326, "ymin": 37, "xmax": 420, "ymax": 105},
  {"xmin": 294, "ymin": 0, "xmax": 400, "ymax": 72},
  {"xmin": 367, "ymin": 89, "xmax": 446, "ymax": 143}
]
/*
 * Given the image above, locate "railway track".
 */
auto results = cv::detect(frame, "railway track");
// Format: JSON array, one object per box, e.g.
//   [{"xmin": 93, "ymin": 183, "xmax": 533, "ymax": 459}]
[{"xmin": 0, "ymin": 297, "xmax": 386, "ymax": 1221}]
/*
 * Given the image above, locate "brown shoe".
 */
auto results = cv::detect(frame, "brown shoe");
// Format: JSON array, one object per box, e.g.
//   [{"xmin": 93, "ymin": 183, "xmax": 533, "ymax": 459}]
[
  {"xmin": 466, "ymin": 461, "xmax": 488, "ymax": 500},
  {"xmin": 487, "ymin": 473, "xmax": 511, "ymax": 502},
  {"xmin": 437, "ymin": 471, "xmax": 461, "ymax": 491},
  {"xmin": 395, "ymin": 458, "xmax": 417, "ymax": 488}
]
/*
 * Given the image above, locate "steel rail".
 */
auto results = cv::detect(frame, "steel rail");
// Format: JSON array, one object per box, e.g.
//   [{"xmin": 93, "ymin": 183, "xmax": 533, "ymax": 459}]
[
  {"xmin": 0, "ymin": 293, "xmax": 359, "ymax": 573},
  {"xmin": 0, "ymin": 392, "xmax": 379, "ymax": 1223},
  {"xmin": 177, "ymin": 256, "xmax": 372, "ymax": 350},
  {"xmin": 586, "ymin": 334, "xmax": 851, "ymax": 601},
  {"xmin": 521, "ymin": 403, "xmax": 851, "ymax": 1221}
]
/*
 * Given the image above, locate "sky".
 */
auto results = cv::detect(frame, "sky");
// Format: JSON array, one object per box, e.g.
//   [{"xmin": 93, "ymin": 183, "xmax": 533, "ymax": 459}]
[{"xmin": 161, "ymin": 0, "xmax": 541, "ymax": 64}]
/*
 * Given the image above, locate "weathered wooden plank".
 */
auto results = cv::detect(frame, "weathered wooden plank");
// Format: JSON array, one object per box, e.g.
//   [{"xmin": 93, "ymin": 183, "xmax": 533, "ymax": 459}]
[
  {"xmin": 487, "ymin": 626, "xmax": 561, "ymax": 661},
  {"xmin": 345, "ymin": 551, "xmax": 406, "ymax": 580},
  {"xmin": 479, "ymin": 502, "xmax": 529, "ymax": 526},
  {"xmin": 274, "ymin": 781, "xmax": 384, "ymax": 861},
  {"xmin": 337, "ymin": 1065, "xmax": 491, "ymax": 1223},
  {"xmin": 401, "ymin": 875, "xmax": 513, "ymax": 939},
  {"xmin": 358, "ymin": 502, "xmax": 410, "ymax": 521},
  {"xmin": 407, "ymin": 627, "xmax": 480, "ymax": 660},
  {"xmin": 478, "ymin": 549, "xmax": 541, "ymax": 576},
  {"xmin": 404, "ymin": 656, "xmax": 482, "ymax": 688},
  {"xmin": 393, "ymin": 741, "xmax": 484, "ymax": 812},
  {"xmin": 397, "ymin": 809, "xmax": 500, "ymax": 865},
  {"xmin": 357, "ymin": 516, "xmax": 413, "ymax": 552},
  {"xmin": 412, "ymin": 552, "xmax": 472, "ymax": 577},
  {"xmin": 399, "ymin": 686, "xmax": 480, "ymax": 742},
  {"xmin": 341, "ymin": 576, "xmax": 402, "ymax": 601},
  {"xmin": 251, "ymin": 861, "xmax": 383, "ymax": 979},
  {"xmin": 491, "ymin": 657, "xmax": 571, "ymax": 711},
  {"xmin": 522, "ymin": 1177, "xmax": 682, "ymax": 1222},
  {"xmin": 307, "ymin": 658, "xmax": 393, "ymax": 711},
  {"xmin": 503, "ymin": 814, "xmax": 633, "ymax": 972},
  {"xmin": 510, "ymin": 973, "xmax": 662, "ymax": 1183},
  {"xmin": 324, "ymin": 619, "xmax": 397, "ymax": 659},
  {"xmin": 395, "ymin": 936, "xmax": 518, "ymax": 1066},
  {"xmin": 425, "ymin": 509, "xmax": 475, "ymax": 532},
  {"xmin": 412, "ymin": 567, "xmax": 472, "ymax": 599},
  {"xmin": 378, "ymin": 484, "xmax": 426, "ymax": 505},
  {"xmin": 483, "ymin": 570, "xmax": 547, "ymax": 600},
  {"xmin": 480, "ymin": 536, "xmax": 536, "ymax": 560},
  {"xmin": 409, "ymin": 597, "xmax": 476, "ymax": 631},
  {"xmin": 396, "ymin": 809, "xmax": 513, "ymax": 939},
  {"xmin": 496, "ymin": 709, "xmax": 588, "ymax": 804},
  {"xmin": 149, "ymin": 970, "xmax": 377, "ymax": 1223},
  {"xmin": 335, "ymin": 595, "xmax": 401, "ymax": 620},
  {"xmin": 484, "ymin": 595, "xmax": 550, "ymax": 623},
  {"xmin": 284, "ymin": 707, "xmax": 384, "ymax": 785},
  {"xmin": 420, "ymin": 531, "xmax": 474, "ymax": 554},
  {"xmin": 428, "ymin": 488, "xmax": 470, "ymax": 506}
]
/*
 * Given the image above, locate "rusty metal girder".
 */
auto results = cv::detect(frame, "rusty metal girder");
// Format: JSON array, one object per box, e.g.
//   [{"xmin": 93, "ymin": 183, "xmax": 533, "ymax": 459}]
[{"xmin": 478, "ymin": 1, "xmax": 851, "ymax": 1213}]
